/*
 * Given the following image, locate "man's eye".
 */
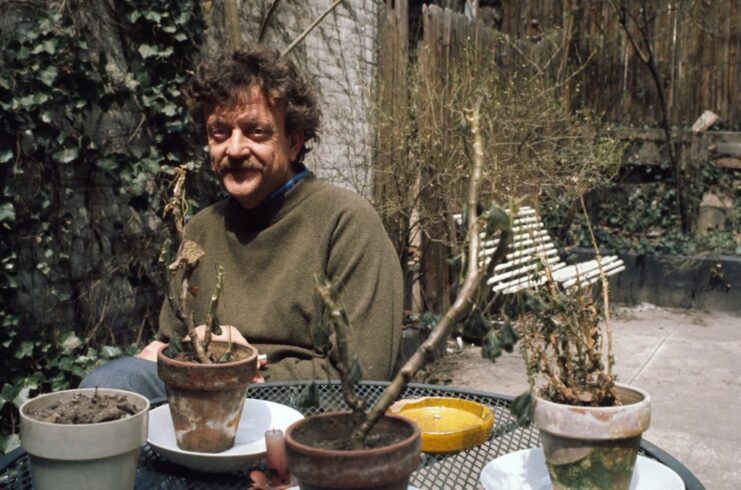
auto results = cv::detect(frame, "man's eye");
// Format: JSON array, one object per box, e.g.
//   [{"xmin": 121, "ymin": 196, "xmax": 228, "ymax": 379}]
[
  {"xmin": 250, "ymin": 128, "xmax": 271, "ymax": 139},
  {"xmin": 209, "ymin": 128, "xmax": 230, "ymax": 140}
]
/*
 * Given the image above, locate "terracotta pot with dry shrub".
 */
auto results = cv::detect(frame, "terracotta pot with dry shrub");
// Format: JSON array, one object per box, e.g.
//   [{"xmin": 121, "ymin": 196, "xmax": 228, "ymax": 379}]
[{"xmin": 157, "ymin": 340, "xmax": 258, "ymax": 453}]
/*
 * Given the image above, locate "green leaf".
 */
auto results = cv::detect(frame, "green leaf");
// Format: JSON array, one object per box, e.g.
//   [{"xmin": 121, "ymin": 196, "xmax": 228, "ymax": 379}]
[
  {"xmin": 96, "ymin": 158, "xmax": 119, "ymax": 171},
  {"xmin": 0, "ymin": 203, "xmax": 15, "ymax": 222},
  {"xmin": 297, "ymin": 381, "xmax": 320, "ymax": 409},
  {"xmin": 312, "ymin": 323, "xmax": 331, "ymax": 351},
  {"xmin": 14, "ymin": 341, "xmax": 34, "ymax": 359},
  {"xmin": 499, "ymin": 319, "xmax": 519, "ymax": 353},
  {"xmin": 463, "ymin": 309, "xmax": 490, "ymax": 340},
  {"xmin": 0, "ymin": 434, "xmax": 20, "ymax": 455},
  {"xmin": 13, "ymin": 382, "xmax": 37, "ymax": 409},
  {"xmin": 510, "ymin": 390, "xmax": 534, "ymax": 426},
  {"xmin": 138, "ymin": 44, "xmax": 158, "ymax": 59},
  {"xmin": 38, "ymin": 66, "xmax": 58, "ymax": 86},
  {"xmin": 485, "ymin": 204, "xmax": 511, "ymax": 234},
  {"xmin": 481, "ymin": 330, "xmax": 503, "ymax": 361},
  {"xmin": 61, "ymin": 334, "xmax": 82, "ymax": 352},
  {"xmin": 100, "ymin": 345, "xmax": 122, "ymax": 359},
  {"xmin": 52, "ymin": 147, "xmax": 78, "ymax": 164},
  {"xmin": 348, "ymin": 356, "xmax": 363, "ymax": 385},
  {"xmin": 143, "ymin": 10, "xmax": 162, "ymax": 23},
  {"xmin": 165, "ymin": 331, "xmax": 183, "ymax": 357},
  {"xmin": 0, "ymin": 383, "xmax": 17, "ymax": 405},
  {"xmin": 0, "ymin": 149, "xmax": 13, "ymax": 163}
]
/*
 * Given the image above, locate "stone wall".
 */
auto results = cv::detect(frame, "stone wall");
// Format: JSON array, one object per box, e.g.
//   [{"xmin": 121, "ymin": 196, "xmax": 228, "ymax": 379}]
[{"xmin": 204, "ymin": 0, "xmax": 381, "ymax": 196}]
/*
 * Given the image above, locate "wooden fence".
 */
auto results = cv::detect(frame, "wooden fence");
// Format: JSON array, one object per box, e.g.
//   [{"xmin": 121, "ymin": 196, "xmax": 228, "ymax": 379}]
[{"xmin": 500, "ymin": 0, "xmax": 741, "ymax": 126}]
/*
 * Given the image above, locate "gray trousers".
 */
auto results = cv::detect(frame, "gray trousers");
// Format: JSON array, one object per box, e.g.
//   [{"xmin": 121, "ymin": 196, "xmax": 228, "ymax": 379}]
[{"xmin": 80, "ymin": 357, "xmax": 167, "ymax": 401}]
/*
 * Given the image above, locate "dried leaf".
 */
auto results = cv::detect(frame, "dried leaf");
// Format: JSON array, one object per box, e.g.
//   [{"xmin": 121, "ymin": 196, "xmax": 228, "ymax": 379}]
[{"xmin": 169, "ymin": 240, "xmax": 204, "ymax": 270}]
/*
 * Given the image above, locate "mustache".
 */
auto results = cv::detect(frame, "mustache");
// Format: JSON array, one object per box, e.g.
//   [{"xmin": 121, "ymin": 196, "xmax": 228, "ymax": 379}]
[{"xmin": 216, "ymin": 157, "xmax": 263, "ymax": 173}]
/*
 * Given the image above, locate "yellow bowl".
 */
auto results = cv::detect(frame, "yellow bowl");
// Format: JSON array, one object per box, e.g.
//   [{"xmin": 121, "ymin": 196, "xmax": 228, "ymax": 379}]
[{"xmin": 388, "ymin": 397, "xmax": 494, "ymax": 453}]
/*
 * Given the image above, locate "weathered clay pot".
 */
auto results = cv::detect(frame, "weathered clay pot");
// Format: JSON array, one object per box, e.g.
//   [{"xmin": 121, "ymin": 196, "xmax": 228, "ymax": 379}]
[
  {"xmin": 20, "ymin": 388, "xmax": 149, "ymax": 490},
  {"xmin": 533, "ymin": 383, "xmax": 651, "ymax": 490},
  {"xmin": 284, "ymin": 411, "xmax": 421, "ymax": 490},
  {"xmin": 157, "ymin": 340, "xmax": 258, "ymax": 452}
]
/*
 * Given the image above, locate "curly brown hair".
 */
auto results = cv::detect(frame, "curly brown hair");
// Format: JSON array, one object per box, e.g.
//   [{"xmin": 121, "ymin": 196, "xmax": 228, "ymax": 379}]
[{"xmin": 186, "ymin": 44, "xmax": 321, "ymax": 163}]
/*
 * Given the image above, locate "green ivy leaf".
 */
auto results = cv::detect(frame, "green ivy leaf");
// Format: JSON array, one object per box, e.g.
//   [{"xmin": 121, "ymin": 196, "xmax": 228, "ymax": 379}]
[
  {"xmin": 0, "ymin": 203, "xmax": 15, "ymax": 222},
  {"xmin": 100, "ymin": 345, "xmax": 122, "ymax": 359},
  {"xmin": 52, "ymin": 147, "xmax": 79, "ymax": 164},
  {"xmin": 0, "ymin": 434, "xmax": 21, "ymax": 455},
  {"xmin": 38, "ymin": 66, "xmax": 58, "ymax": 86},
  {"xmin": 138, "ymin": 44, "xmax": 158, "ymax": 59},
  {"xmin": 0, "ymin": 383, "xmax": 17, "ymax": 407},
  {"xmin": 13, "ymin": 382, "xmax": 37, "ymax": 409},
  {"xmin": 96, "ymin": 158, "xmax": 119, "ymax": 171},
  {"xmin": 61, "ymin": 334, "xmax": 82, "ymax": 352},
  {"xmin": 143, "ymin": 10, "xmax": 162, "ymax": 23},
  {"xmin": 14, "ymin": 341, "xmax": 34, "ymax": 359},
  {"xmin": 0, "ymin": 149, "xmax": 13, "ymax": 163}
]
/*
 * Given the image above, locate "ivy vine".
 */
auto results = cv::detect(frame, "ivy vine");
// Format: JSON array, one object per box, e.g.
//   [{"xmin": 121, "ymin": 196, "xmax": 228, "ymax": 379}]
[{"xmin": 0, "ymin": 0, "xmax": 206, "ymax": 453}]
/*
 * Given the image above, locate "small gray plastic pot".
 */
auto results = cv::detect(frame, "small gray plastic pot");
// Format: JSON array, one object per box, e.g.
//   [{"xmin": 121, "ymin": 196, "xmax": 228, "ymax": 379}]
[{"xmin": 19, "ymin": 388, "xmax": 149, "ymax": 490}]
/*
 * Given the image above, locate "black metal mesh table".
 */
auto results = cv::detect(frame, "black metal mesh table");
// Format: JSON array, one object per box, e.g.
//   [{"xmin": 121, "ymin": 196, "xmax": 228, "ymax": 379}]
[{"xmin": 0, "ymin": 381, "xmax": 704, "ymax": 490}]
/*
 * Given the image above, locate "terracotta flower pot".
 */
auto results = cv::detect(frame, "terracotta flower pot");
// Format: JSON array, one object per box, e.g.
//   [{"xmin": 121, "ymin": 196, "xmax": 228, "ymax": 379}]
[
  {"xmin": 19, "ymin": 388, "xmax": 149, "ymax": 490},
  {"xmin": 157, "ymin": 340, "xmax": 258, "ymax": 452},
  {"xmin": 533, "ymin": 383, "xmax": 651, "ymax": 490},
  {"xmin": 284, "ymin": 411, "xmax": 421, "ymax": 490}
]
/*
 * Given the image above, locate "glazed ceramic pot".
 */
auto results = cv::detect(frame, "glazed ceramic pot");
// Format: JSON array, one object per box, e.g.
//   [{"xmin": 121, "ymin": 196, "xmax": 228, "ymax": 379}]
[
  {"xmin": 157, "ymin": 340, "xmax": 258, "ymax": 452},
  {"xmin": 285, "ymin": 411, "xmax": 421, "ymax": 490},
  {"xmin": 533, "ymin": 383, "xmax": 651, "ymax": 490},
  {"xmin": 20, "ymin": 388, "xmax": 149, "ymax": 490}
]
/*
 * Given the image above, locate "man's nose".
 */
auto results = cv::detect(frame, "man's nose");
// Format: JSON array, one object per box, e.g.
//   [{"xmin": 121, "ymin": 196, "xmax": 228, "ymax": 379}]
[{"xmin": 226, "ymin": 129, "xmax": 251, "ymax": 159}]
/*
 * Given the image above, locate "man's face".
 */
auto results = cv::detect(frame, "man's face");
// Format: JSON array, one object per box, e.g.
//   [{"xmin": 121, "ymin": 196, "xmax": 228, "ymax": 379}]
[{"xmin": 206, "ymin": 85, "xmax": 304, "ymax": 209}]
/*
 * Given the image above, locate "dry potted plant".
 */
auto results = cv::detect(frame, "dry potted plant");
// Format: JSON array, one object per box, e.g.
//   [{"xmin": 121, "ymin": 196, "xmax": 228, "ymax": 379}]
[
  {"xmin": 508, "ymin": 218, "xmax": 651, "ymax": 490},
  {"xmin": 19, "ymin": 387, "xmax": 149, "ymax": 490},
  {"xmin": 155, "ymin": 166, "xmax": 258, "ymax": 453},
  {"xmin": 283, "ymin": 102, "xmax": 518, "ymax": 490}
]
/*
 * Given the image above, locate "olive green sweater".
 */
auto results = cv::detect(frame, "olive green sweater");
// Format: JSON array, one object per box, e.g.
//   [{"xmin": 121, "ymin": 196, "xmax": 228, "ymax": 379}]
[{"xmin": 157, "ymin": 173, "xmax": 403, "ymax": 381}]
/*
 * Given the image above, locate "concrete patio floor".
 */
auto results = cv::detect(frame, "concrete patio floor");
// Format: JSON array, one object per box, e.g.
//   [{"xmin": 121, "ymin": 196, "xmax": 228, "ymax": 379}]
[{"xmin": 427, "ymin": 304, "xmax": 741, "ymax": 490}]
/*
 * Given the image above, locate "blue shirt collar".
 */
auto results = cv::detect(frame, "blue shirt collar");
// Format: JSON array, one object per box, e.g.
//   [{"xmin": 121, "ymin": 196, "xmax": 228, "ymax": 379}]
[{"xmin": 265, "ymin": 163, "xmax": 310, "ymax": 203}]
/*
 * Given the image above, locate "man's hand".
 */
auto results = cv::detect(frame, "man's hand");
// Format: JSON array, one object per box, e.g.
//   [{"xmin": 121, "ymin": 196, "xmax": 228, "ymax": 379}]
[
  {"xmin": 136, "ymin": 326, "xmax": 266, "ymax": 383},
  {"xmin": 136, "ymin": 341, "xmax": 166, "ymax": 362}
]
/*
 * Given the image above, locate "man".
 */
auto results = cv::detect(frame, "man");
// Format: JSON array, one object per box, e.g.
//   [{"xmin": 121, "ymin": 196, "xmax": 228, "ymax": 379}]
[{"xmin": 81, "ymin": 45, "xmax": 403, "ymax": 399}]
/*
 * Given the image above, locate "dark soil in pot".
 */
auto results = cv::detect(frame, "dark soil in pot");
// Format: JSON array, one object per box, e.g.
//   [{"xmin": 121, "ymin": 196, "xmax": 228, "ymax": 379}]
[
  {"xmin": 25, "ymin": 391, "xmax": 141, "ymax": 424},
  {"xmin": 300, "ymin": 417, "xmax": 408, "ymax": 451}
]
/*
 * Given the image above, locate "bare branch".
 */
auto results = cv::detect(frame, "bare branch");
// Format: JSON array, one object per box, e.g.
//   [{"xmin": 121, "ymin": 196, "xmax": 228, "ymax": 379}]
[{"xmin": 281, "ymin": 0, "xmax": 343, "ymax": 58}]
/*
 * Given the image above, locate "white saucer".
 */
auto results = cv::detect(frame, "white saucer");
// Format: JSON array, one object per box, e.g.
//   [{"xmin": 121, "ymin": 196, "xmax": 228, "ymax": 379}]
[
  {"xmin": 480, "ymin": 448, "xmax": 684, "ymax": 490},
  {"xmin": 147, "ymin": 399, "xmax": 304, "ymax": 473}
]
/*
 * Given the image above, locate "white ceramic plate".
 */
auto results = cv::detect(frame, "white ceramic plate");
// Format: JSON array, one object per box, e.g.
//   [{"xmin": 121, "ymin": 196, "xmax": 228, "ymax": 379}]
[
  {"xmin": 480, "ymin": 448, "xmax": 684, "ymax": 490},
  {"xmin": 147, "ymin": 399, "xmax": 304, "ymax": 473}
]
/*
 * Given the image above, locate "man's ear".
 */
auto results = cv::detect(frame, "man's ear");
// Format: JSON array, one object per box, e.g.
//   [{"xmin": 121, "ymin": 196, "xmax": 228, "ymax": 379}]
[{"xmin": 289, "ymin": 131, "xmax": 305, "ymax": 162}]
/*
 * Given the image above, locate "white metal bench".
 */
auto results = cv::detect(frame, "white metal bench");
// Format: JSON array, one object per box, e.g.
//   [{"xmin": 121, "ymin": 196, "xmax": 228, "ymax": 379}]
[{"xmin": 456, "ymin": 206, "xmax": 625, "ymax": 295}]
